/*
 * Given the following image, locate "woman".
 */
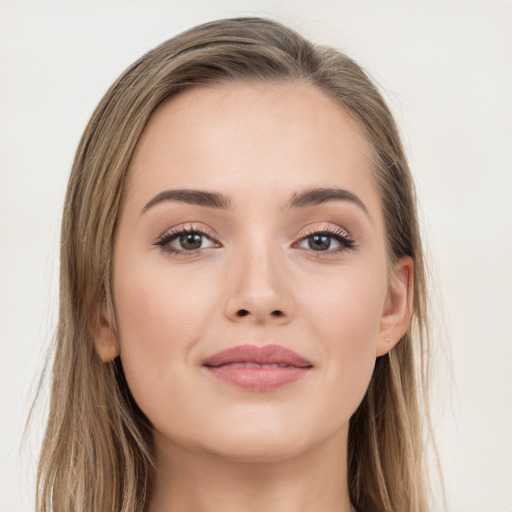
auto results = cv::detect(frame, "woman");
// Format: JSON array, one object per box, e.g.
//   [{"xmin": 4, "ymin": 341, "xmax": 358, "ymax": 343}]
[{"xmin": 37, "ymin": 17, "xmax": 436, "ymax": 512}]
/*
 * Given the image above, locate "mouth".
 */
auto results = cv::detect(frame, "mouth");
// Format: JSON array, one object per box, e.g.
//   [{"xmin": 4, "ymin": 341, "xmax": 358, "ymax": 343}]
[
  {"xmin": 202, "ymin": 344, "xmax": 313, "ymax": 391},
  {"xmin": 212, "ymin": 362, "xmax": 300, "ymax": 368}
]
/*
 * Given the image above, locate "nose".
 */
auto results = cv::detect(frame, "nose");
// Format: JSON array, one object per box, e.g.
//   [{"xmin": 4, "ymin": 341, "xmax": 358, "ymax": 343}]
[{"xmin": 223, "ymin": 240, "xmax": 294, "ymax": 325}]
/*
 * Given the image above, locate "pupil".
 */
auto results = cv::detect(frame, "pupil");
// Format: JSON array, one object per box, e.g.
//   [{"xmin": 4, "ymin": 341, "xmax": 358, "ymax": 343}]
[
  {"xmin": 180, "ymin": 233, "xmax": 202, "ymax": 250},
  {"xmin": 309, "ymin": 235, "xmax": 331, "ymax": 251}
]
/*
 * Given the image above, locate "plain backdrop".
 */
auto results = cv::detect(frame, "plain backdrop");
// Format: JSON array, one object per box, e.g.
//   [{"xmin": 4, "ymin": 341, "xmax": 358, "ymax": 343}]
[{"xmin": 1, "ymin": 1, "xmax": 511, "ymax": 511}]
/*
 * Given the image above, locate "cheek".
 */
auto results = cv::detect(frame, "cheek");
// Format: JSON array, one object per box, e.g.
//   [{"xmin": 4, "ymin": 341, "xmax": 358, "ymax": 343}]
[
  {"xmin": 111, "ymin": 256, "xmax": 220, "ymax": 409},
  {"xmin": 301, "ymin": 261, "xmax": 387, "ymax": 407},
  {"xmin": 304, "ymin": 262, "xmax": 386, "ymax": 342},
  {"xmin": 114, "ymin": 251, "xmax": 221, "ymax": 339}
]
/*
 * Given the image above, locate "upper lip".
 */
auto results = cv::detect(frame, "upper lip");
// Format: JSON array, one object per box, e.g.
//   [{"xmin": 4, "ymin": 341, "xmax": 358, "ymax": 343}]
[{"xmin": 202, "ymin": 344, "xmax": 313, "ymax": 368}]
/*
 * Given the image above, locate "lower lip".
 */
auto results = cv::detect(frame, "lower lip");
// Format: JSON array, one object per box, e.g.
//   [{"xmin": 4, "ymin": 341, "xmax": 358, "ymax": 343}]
[{"xmin": 204, "ymin": 365, "xmax": 311, "ymax": 391}]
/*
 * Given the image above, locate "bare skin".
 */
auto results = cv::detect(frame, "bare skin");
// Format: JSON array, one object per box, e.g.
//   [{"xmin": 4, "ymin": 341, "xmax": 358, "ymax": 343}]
[
  {"xmin": 95, "ymin": 82, "xmax": 412, "ymax": 512},
  {"xmin": 150, "ymin": 431, "xmax": 351, "ymax": 512}
]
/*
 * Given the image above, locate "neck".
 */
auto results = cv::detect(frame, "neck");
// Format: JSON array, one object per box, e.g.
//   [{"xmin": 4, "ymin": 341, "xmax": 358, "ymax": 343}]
[{"xmin": 148, "ymin": 428, "xmax": 354, "ymax": 512}]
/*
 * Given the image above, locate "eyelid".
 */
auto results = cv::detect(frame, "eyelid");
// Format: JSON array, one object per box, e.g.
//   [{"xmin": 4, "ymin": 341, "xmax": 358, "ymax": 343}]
[
  {"xmin": 153, "ymin": 222, "xmax": 355, "ymax": 255},
  {"xmin": 155, "ymin": 222, "xmax": 216, "ymax": 241},
  {"xmin": 154, "ymin": 223, "xmax": 221, "ymax": 252},
  {"xmin": 298, "ymin": 224, "xmax": 353, "ymax": 241},
  {"xmin": 293, "ymin": 223, "xmax": 356, "ymax": 253}
]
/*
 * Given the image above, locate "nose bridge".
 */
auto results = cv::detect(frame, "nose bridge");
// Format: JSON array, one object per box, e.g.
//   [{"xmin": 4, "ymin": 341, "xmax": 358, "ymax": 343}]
[{"xmin": 225, "ymin": 227, "xmax": 292, "ymax": 323}]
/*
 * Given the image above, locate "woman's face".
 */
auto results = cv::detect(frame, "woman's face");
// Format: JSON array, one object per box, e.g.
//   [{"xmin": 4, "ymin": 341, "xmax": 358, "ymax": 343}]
[{"xmin": 100, "ymin": 82, "xmax": 411, "ymax": 462}]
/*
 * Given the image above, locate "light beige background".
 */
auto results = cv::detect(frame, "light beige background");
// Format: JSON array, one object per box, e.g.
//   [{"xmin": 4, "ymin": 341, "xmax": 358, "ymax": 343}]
[{"xmin": 1, "ymin": 1, "xmax": 511, "ymax": 511}]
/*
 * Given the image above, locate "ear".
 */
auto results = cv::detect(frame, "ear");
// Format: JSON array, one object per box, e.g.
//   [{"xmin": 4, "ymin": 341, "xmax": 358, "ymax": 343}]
[
  {"xmin": 376, "ymin": 255, "xmax": 414, "ymax": 357},
  {"xmin": 93, "ymin": 302, "xmax": 120, "ymax": 362}
]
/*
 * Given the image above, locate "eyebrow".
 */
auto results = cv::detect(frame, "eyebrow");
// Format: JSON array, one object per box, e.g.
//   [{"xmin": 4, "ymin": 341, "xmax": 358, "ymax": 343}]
[
  {"xmin": 142, "ymin": 186, "xmax": 368, "ymax": 217},
  {"xmin": 142, "ymin": 189, "xmax": 231, "ymax": 213},
  {"xmin": 288, "ymin": 187, "xmax": 369, "ymax": 215}
]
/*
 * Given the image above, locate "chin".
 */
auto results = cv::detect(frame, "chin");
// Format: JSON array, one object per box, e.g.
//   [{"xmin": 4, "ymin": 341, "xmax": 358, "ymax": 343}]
[
  {"xmin": 190, "ymin": 417, "xmax": 338, "ymax": 464},
  {"xmin": 202, "ymin": 435, "xmax": 309, "ymax": 464}
]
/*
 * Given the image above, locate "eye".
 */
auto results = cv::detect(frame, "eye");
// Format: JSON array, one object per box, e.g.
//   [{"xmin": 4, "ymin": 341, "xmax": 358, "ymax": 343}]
[
  {"xmin": 295, "ymin": 227, "xmax": 355, "ymax": 253},
  {"xmin": 155, "ymin": 226, "xmax": 219, "ymax": 255}
]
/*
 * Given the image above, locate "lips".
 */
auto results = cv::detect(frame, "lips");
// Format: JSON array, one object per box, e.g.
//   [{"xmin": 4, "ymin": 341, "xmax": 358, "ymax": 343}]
[
  {"xmin": 202, "ymin": 344, "xmax": 313, "ymax": 368},
  {"xmin": 202, "ymin": 344, "xmax": 313, "ymax": 391}
]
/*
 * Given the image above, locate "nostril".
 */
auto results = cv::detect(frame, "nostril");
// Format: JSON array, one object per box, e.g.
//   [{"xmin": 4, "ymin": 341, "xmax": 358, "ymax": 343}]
[{"xmin": 234, "ymin": 309, "xmax": 284, "ymax": 319}]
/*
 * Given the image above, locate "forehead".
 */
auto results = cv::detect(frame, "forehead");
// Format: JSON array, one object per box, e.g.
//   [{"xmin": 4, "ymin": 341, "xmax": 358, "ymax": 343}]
[{"xmin": 124, "ymin": 81, "xmax": 380, "ymax": 216}]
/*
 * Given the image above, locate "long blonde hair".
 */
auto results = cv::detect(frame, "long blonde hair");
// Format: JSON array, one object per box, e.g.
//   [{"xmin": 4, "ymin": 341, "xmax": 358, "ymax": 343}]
[{"xmin": 36, "ymin": 17, "xmax": 436, "ymax": 512}]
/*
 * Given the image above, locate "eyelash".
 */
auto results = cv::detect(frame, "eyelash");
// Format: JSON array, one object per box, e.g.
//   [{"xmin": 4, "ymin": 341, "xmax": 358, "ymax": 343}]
[
  {"xmin": 154, "ymin": 225, "xmax": 219, "ymax": 256},
  {"xmin": 294, "ymin": 226, "xmax": 356, "ymax": 254},
  {"xmin": 154, "ymin": 225, "xmax": 356, "ymax": 256}
]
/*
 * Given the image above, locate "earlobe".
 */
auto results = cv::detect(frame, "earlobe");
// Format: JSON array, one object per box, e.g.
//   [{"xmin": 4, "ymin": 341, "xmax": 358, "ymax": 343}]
[
  {"xmin": 93, "ymin": 303, "xmax": 120, "ymax": 362},
  {"xmin": 377, "ymin": 256, "xmax": 414, "ymax": 357}
]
